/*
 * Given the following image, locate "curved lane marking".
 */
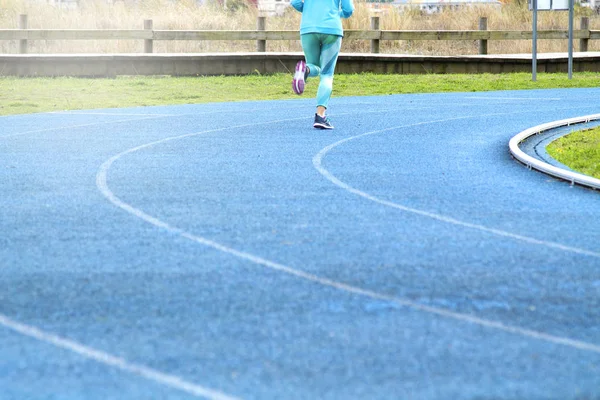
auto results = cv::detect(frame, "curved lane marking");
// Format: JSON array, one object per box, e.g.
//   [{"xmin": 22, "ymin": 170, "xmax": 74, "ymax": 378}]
[
  {"xmin": 3, "ymin": 102, "xmax": 600, "ymax": 400},
  {"xmin": 0, "ymin": 116, "xmax": 170, "ymax": 139},
  {"xmin": 96, "ymin": 113, "xmax": 600, "ymax": 355},
  {"xmin": 0, "ymin": 104, "xmax": 312, "ymax": 139},
  {"xmin": 0, "ymin": 314, "xmax": 240, "ymax": 400},
  {"xmin": 0, "ymin": 107, "xmax": 424, "ymax": 399},
  {"xmin": 313, "ymin": 116, "xmax": 600, "ymax": 259}
]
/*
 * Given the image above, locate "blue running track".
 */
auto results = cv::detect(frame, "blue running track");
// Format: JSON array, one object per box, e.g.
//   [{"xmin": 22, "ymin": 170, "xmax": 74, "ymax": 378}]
[{"xmin": 1, "ymin": 88, "xmax": 599, "ymax": 400}]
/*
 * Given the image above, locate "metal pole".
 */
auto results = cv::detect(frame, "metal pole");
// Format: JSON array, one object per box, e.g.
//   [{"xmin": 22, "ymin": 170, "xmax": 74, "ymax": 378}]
[
  {"xmin": 568, "ymin": 0, "xmax": 574, "ymax": 79},
  {"xmin": 532, "ymin": 0, "xmax": 537, "ymax": 81}
]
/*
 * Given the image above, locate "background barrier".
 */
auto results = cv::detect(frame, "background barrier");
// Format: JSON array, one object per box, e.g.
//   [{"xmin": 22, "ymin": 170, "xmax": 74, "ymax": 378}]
[
  {"xmin": 1, "ymin": 15, "xmax": 599, "ymax": 76},
  {"xmin": 2, "ymin": 15, "xmax": 597, "ymax": 55}
]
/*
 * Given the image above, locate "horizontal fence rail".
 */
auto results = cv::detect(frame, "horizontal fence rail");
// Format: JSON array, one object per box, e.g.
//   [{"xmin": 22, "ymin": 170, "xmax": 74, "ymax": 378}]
[
  {"xmin": 1, "ymin": 15, "xmax": 596, "ymax": 55},
  {"xmin": 1, "ymin": 29, "xmax": 598, "ymax": 40},
  {"xmin": 3, "ymin": 14, "xmax": 599, "ymax": 77}
]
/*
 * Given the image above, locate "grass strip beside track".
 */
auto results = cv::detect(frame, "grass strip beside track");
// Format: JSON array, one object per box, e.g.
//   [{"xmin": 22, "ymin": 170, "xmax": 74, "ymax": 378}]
[
  {"xmin": 547, "ymin": 126, "xmax": 600, "ymax": 179},
  {"xmin": 2, "ymin": 72, "xmax": 600, "ymax": 179},
  {"xmin": 3, "ymin": 72, "xmax": 600, "ymax": 116}
]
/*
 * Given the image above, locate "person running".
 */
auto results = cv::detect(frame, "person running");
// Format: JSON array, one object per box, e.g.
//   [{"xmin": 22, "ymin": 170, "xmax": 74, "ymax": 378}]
[{"xmin": 290, "ymin": 0, "xmax": 354, "ymax": 130}]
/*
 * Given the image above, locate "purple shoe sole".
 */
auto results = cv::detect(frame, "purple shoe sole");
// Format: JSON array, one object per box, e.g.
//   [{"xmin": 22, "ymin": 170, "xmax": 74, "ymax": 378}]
[{"xmin": 292, "ymin": 60, "xmax": 306, "ymax": 95}]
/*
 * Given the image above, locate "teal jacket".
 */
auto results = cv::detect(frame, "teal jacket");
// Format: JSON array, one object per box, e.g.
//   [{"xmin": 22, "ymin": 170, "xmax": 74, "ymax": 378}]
[{"xmin": 290, "ymin": 0, "xmax": 354, "ymax": 37}]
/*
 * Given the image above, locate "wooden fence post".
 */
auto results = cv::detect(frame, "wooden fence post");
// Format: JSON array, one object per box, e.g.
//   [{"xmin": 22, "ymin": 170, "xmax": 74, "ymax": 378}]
[
  {"xmin": 19, "ymin": 14, "xmax": 28, "ymax": 54},
  {"xmin": 580, "ymin": 17, "xmax": 589, "ymax": 52},
  {"xmin": 371, "ymin": 16, "xmax": 380, "ymax": 54},
  {"xmin": 257, "ymin": 16, "xmax": 266, "ymax": 52},
  {"xmin": 478, "ymin": 17, "xmax": 488, "ymax": 55},
  {"xmin": 144, "ymin": 19, "xmax": 153, "ymax": 53}
]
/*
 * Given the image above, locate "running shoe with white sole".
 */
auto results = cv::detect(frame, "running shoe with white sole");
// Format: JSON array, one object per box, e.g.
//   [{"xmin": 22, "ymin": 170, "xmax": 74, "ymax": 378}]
[
  {"xmin": 313, "ymin": 113, "xmax": 334, "ymax": 129},
  {"xmin": 292, "ymin": 60, "xmax": 307, "ymax": 95}
]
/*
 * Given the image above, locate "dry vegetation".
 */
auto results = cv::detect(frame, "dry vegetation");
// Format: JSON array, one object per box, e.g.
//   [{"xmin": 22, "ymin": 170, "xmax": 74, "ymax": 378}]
[{"xmin": 0, "ymin": 0, "xmax": 598, "ymax": 54}]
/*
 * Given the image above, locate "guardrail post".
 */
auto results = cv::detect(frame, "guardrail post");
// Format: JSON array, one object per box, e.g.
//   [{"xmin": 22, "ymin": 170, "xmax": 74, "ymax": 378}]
[
  {"xmin": 257, "ymin": 16, "xmax": 266, "ymax": 52},
  {"xmin": 580, "ymin": 17, "xmax": 589, "ymax": 52},
  {"xmin": 144, "ymin": 19, "xmax": 153, "ymax": 53},
  {"xmin": 370, "ymin": 15, "xmax": 380, "ymax": 54},
  {"xmin": 19, "ymin": 14, "xmax": 28, "ymax": 54},
  {"xmin": 478, "ymin": 17, "xmax": 488, "ymax": 55}
]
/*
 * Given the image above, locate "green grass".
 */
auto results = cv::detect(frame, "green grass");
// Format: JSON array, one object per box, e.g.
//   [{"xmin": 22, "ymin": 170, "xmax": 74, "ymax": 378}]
[
  {"xmin": 547, "ymin": 126, "xmax": 600, "ymax": 179},
  {"xmin": 2, "ymin": 72, "xmax": 600, "ymax": 179},
  {"xmin": 2, "ymin": 72, "xmax": 600, "ymax": 116}
]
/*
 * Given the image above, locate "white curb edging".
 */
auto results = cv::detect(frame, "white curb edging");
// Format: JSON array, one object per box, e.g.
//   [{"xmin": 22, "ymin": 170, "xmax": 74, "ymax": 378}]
[{"xmin": 509, "ymin": 113, "xmax": 600, "ymax": 190}]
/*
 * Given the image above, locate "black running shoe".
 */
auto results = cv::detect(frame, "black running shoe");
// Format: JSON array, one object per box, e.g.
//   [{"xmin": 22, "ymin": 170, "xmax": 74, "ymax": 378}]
[{"xmin": 313, "ymin": 113, "xmax": 334, "ymax": 129}]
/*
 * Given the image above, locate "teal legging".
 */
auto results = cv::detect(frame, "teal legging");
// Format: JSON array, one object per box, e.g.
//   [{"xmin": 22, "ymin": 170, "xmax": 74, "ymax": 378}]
[{"xmin": 301, "ymin": 33, "xmax": 342, "ymax": 109}]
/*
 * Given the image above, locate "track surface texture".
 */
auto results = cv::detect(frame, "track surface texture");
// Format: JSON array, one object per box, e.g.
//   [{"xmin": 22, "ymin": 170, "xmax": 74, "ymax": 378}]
[{"xmin": 1, "ymin": 88, "xmax": 599, "ymax": 400}]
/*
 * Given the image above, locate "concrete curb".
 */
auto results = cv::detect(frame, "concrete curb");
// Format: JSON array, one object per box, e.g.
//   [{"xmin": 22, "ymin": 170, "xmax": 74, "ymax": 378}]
[{"xmin": 2, "ymin": 52, "xmax": 600, "ymax": 77}]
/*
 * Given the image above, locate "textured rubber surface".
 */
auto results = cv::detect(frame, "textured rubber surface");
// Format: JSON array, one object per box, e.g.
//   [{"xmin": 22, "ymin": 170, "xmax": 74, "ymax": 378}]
[{"xmin": 1, "ymin": 88, "xmax": 599, "ymax": 400}]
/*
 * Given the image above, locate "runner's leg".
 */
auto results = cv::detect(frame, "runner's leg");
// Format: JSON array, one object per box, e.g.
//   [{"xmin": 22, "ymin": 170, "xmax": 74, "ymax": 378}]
[{"xmin": 315, "ymin": 35, "xmax": 342, "ymax": 111}]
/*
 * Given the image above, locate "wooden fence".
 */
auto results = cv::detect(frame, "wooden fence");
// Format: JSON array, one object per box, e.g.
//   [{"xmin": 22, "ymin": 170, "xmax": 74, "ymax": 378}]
[{"xmin": 1, "ymin": 15, "xmax": 598, "ymax": 55}]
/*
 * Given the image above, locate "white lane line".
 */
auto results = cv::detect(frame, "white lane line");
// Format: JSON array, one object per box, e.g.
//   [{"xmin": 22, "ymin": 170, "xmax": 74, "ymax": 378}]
[
  {"xmin": 96, "ymin": 113, "xmax": 600, "ymax": 355},
  {"xmin": 1, "ymin": 108, "xmax": 427, "ymax": 397},
  {"xmin": 4, "ymin": 102, "xmax": 600, "ymax": 398},
  {"xmin": 0, "ymin": 115, "xmax": 169, "ymax": 139},
  {"xmin": 0, "ymin": 114, "xmax": 324, "ymax": 399},
  {"xmin": 464, "ymin": 96, "xmax": 562, "ymax": 101},
  {"xmin": 313, "ymin": 115, "xmax": 600, "ymax": 259},
  {"xmin": 0, "ymin": 117, "xmax": 314, "ymax": 399},
  {"xmin": 49, "ymin": 112, "xmax": 179, "ymax": 116},
  {"xmin": 0, "ymin": 314, "xmax": 240, "ymax": 400},
  {"xmin": 0, "ymin": 104, "xmax": 309, "ymax": 139}
]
